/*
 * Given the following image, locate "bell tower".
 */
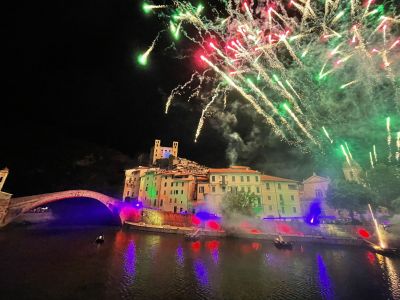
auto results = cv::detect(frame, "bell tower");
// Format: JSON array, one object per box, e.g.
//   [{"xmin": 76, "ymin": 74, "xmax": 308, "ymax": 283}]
[
  {"xmin": 0, "ymin": 167, "xmax": 9, "ymax": 192},
  {"xmin": 172, "ymin": 141, "xmax": 178, "ymax": 158}
]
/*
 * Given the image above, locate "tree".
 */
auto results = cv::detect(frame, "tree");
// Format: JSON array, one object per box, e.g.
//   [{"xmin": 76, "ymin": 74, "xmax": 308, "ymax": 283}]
[
  {"xmin": 365, "ymin": 164, "xmax": 400, "ymax": 210},
  {"xmin": 326, "ymin": 180, "xmax": 377, "ymax": 222},
  {"xmin": 220, "ymin": 191, "xmax": 259, "ymax": 219}
]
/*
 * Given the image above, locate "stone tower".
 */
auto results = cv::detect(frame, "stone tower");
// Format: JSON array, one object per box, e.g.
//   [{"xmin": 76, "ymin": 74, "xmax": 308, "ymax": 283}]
[
  {"xmin": 172, "ymin": 141, "xmax": 178, "ymax": 158},
  {"xmin": 342, "ymin": 160, "xmax": 363, "ymax": 184},
  {"xmin": 150, "ymin": 140, "xmax": 179, "ymax": 165},
  {"xmin": 0, "ymin": 167, "xmax": 9, "ymax": 192}
]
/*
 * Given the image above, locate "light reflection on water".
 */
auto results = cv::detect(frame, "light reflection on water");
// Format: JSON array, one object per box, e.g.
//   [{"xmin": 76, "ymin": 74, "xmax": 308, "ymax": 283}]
[
  {"xmin": 317, "ymin": 254, "xmax": 334, "ymax": 300},
  {"xmin": 0, "ymin": 227, "xmax": 399, "ymax": 300}
]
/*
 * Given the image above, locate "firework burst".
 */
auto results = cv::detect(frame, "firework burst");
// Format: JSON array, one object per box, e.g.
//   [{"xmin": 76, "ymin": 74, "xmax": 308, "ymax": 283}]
[{"xmin": 139, "ymin": 0, "xmax": 400, "ymax": 168}]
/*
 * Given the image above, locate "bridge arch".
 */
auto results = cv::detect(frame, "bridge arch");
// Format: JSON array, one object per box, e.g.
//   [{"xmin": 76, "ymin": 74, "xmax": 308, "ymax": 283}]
[{"xmin": 3, "ymin": 190, "xmax": 122, "ymax": 226}]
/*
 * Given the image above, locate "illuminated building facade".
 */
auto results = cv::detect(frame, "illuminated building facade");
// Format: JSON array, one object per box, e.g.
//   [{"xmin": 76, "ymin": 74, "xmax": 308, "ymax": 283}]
[
  {"xmin": 204, "ymin": 166, "xmax": 263, "ymax": 214},
  {"xmin": 261, "ymin": 175, "xmax": 302, "ymax": 217},
  {"xmin": 138, "ymin": 168, "xmax": 159, "ymax": 207},
  {"xmin": 123, "ymin": 142, "xmax": 302, "ymax": 218},
  {"xmin": 123, "ymin": 166, "xmax": 149, "ymax": 201},
  {"xmin": 300, "ymin": 173, "xmax": 335, "ymax": 217}
]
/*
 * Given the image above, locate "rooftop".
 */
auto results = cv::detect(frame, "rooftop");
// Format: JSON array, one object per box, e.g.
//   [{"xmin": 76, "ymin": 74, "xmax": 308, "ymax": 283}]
[
  {"xmin": 261, "ymin": 175, "xmax": 298, "ymax": 183},
  {"xmin": 209, "ymin": 167, "xmax": 260, "ymax": 174}
]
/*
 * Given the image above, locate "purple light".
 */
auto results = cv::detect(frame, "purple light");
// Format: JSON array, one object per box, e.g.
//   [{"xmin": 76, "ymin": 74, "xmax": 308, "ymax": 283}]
[
  {"xmin": 317, "ymin": 254, "xmax": 334, "ymax": 299},
  {"xmin": 124, "ymin": 240, "xmax": 136, "ymax": 278},
  {"xmin": 305, "ymin": 201, "xmax": 322, "ymax": 226},
  {"xmin": 194, "ymin": 259, "xmax": 208, "ymax": 287},
  {"xmin": 195, "ymin": 211, "xmax": 220, "ymax": 221}
]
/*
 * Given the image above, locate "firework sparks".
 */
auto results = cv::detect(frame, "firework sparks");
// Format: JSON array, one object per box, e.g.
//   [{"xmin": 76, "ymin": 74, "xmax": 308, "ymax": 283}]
[{"xmin": 139, "ymin": 0, "xmax": 400, "ymax": 166}]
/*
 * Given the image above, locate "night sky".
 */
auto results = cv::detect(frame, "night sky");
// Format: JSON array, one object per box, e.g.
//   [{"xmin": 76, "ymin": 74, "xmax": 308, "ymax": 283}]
[{"xmin": 2, "ymin": 0, "xmax": 316, "ymax": 197}]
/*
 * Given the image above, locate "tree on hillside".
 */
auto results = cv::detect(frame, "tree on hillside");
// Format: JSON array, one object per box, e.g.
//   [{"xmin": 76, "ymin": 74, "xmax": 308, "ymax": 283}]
[
  {"xmin": 365, "ymin": 164, "xmax": 400, "ymax": 210},
  {"xmin": 220, "ymin": 191, "xmax": 259, "ymax": 219},
  {"xmin": 326, "ymin": 180, "xmax": 377, "ymax": 222}
]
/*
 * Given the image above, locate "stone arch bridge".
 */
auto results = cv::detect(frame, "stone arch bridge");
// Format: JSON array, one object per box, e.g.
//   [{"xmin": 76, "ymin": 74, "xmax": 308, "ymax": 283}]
[{"xmin": 0, "ymin": 190, "xmax": 123, "ymax": 227}]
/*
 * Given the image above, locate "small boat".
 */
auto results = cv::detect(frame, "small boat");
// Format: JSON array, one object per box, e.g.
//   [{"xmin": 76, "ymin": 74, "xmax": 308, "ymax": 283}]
[
  {"xmin": 95, "ymin": 235, "xmax": 105, "ymax": 244},
  {"xmin": 365, "ymin": 240, "xmax": 399, "ymax": 257},
  {"xmin": 274, "ymin": 236, "xmax": 293, "ymax": 250},
  {"xmin": 185, "ymin": 228, "xmax": 200, "ymax": 241}
]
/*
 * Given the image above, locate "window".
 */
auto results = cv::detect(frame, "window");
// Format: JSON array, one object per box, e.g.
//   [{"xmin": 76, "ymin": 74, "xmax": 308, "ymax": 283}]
[
  {"xmin": 160, "ymin": 200, "xmax": 163, "ymax": 207},
  {"xmin": 222, "ymin": 186, "xmax": 226, "ymax": 192},
  {"xmin": 247, "ymin": 187, "xmax": 251, "ymax": 192},
  {"xmin": 232, "ymin": 176, "xmax": 236, "ymax": 182},
  {"xmin": 281, "ymin": 207, "xmax": 285, "ymax": 214},
  {"xmin": 240, "ymin": 176, "xmax": 244, "ymax": 182},
  {"xmin": 199, "ymin": 186, "xmax": 204, "ymax": 193},
  {"xmin": 181, "ymin": 190, "xmax": 183, "ymax": 194},
  {"xmin": 180, "ymin": 208, "xmax": 183, "ymax": 212},
  {"xmin": 164, "ymin": 191, "xmax": 166, "ymax": 195},
  {"xmin": 291, "ymin": 195, "xmax": 294, "ymax": 201},
  {"xmin": 182, "ymin": 182, "xmax": 184, "ymax": 187},
  {"xmin": 316, "ymin": 189, "xmax": 323, "ymax": 198},
  {"xmin": 257, "ymin": 198, "xmax": 261, "ymax": 206},
  {"xmin": 174, "ymin": 198, "xmax": 177, "ymax": 203},
  {"xmin": 255, "ymin": 176, "xmax": 259, "ymax": 182},
  {"xmin": 293, "ymin": 207, "xmax": 297, "ymax": 213},
  {"xmin": 211, "ymin": 175, "xmax": 216, "ymax": 182},
  {"xmin": 170, "ymin": 199, "xmax": 172, "ymax": 203},
  {"xmin": 265, "ymin": 183, "xmax": 270, "ymax": 189},
  {"xmin": 212, "ymin": 186, "xmax": 216, "ymax": 192},
  {"xmin": 269, "ymin": 205, "xmax": 272, "ymax": 211},
  {"xmin": 170, "ymin": 191, "xmax": 172, "ymax": 195},
  {"xmin": 145, "ymin": 187, "xmax": 148, "ymax": 191},
  {"xmin": 268, "ymin": 195, "xmax": 272, "ymax": 200},
  {"xmin": 192, "ymin": 209, "xmax": 196, "ymax": 214},
  {"xmin": 256, "ymin": 187, "xmax": 260, "ymax": 193},
  {"xmin": 126, "ymin": 191, "xmax": 130, "ymax": 197},
  {"xmin": 288, "ymin": 184, "xmax": 297, "ymax": 190},
  {"xmin": 171, "ymin": 182, "xmax": 173, "ymax": 187},
  {"xmin": 279, "ymin": 194, "xmax": 283, "ymax": 201},
  {"xmin": 278, "ymin": 183, "xmax": 281, "ymax": 190},
  {"xmin": 164, "ymin": 182, "xmax": 167, "ymax": 187},
  {"xmin": 247, "ymin": 176, "xmax": 250, "ymax": 182}
]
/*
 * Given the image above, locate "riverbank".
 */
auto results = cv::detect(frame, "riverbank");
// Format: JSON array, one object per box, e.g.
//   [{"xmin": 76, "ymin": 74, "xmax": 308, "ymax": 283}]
[{"xmin": 123, "ymin": 221, "xmax": 367, "ymax": 246}]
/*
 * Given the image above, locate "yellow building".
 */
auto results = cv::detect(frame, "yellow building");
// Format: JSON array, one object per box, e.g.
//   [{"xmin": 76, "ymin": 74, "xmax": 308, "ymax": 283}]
[
  {"xmin": 261, "ymin": 175, "xmax": 302, "ymax": 218},
  {"xmin": 204, "ymin": 166, "xmax": 263, "ymax": 214},
  {"xmin": 123, "ymin": 166, "xmax": 149, "ymax": 200},
  {"xmin": 157, "ymin": 172, "xmax": 203, "ymax": 213},
  {"xmin": 149, "ymin": 139, "xmax": 178, "ymax": 165}
]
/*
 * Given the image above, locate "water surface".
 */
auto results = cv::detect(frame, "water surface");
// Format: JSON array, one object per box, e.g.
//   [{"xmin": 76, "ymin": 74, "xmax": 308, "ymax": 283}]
[{"xmin": 0, "ymin": 226, "xmax": 399, "ymax": 300}]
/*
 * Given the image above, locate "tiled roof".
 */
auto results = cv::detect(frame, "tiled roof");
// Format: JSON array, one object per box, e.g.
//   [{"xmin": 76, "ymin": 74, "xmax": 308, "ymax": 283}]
[
  {"xmin": 209, "ymin": 168, "xmax": 260, "ymax": 174},
  {"xmin": 261, "ymin": 175, "xmax": 298, "ymax": 183}
]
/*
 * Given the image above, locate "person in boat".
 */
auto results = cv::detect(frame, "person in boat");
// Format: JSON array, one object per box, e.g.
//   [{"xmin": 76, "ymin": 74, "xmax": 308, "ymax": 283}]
[{"xmin": 95, "ymin": 235, "xmax": 105, "ymax": 244}]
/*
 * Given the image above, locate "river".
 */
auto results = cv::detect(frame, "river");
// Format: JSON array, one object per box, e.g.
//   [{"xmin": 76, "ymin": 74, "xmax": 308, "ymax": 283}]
[{"xmin": 0, "ymin": 225, "xmax": 399, "ymax": 300}]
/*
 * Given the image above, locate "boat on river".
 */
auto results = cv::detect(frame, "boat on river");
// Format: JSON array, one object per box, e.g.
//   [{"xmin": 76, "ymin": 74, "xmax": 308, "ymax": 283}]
[
  {"xmin": 274, "ymin": 236, "xmax": 293, "ymax": 250},
  {"xmin": 364, "ymin": 240, "xmax": 399, "ymax": 257},
  {"xmin": 185, "ymin": 228, "xmax": 201, "ymax": 241},
  {"xmin": 95, "ymin": 235, "xmax": 105, "ymax": 244}
]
